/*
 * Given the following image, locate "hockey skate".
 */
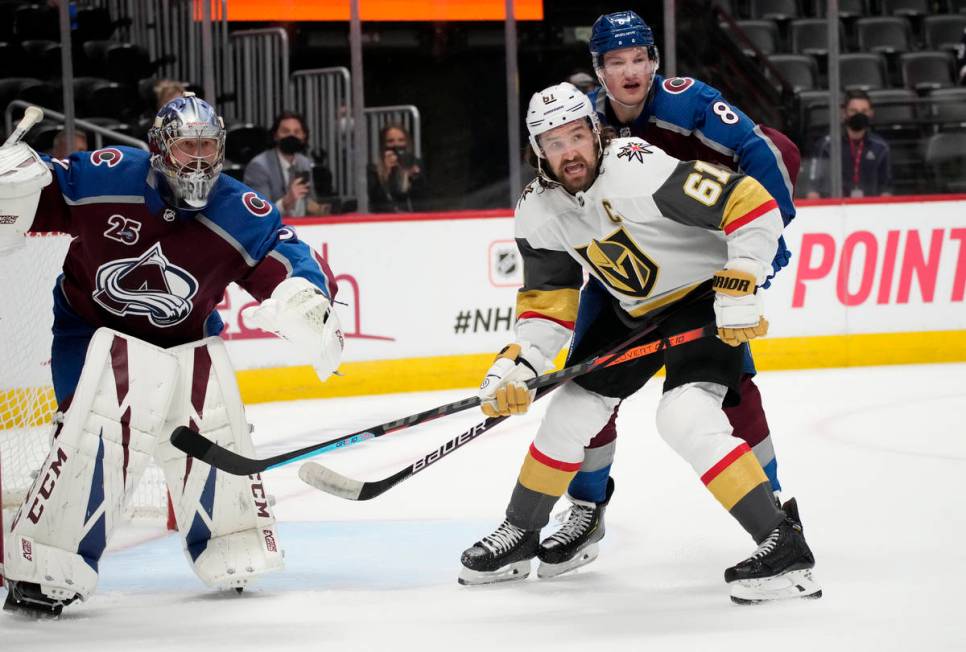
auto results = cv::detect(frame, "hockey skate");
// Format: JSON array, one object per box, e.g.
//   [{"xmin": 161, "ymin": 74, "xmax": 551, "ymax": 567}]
[
  {"xmin": 458, "ymin": 520, "xmax": 539, "ymax": 586},
  {"xmin": 2, "ymin": 580, "xmax": 78, "ymax": 619},
  {"xmin": 725, "ymin": 499, "xmax": 822, "ymax": 605},
  {"xmin": 537, "ymin": 477, "xmax": 614, "ymax": 579}
]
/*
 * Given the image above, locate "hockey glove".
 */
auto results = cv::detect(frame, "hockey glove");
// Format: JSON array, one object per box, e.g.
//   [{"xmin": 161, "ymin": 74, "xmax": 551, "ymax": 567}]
[
  {"xmin": 712, "ymin": 260, "xmax": 769, "ymax": 347},
  {"xmin": 478, "ymin": 343, "xmax": 547, "ymax": 417},
  {"xmin": 242, "ymin": 277, "xmax": 344, "ymax": 382},
  {"xmin": 0, "ymin": 142, "xmax": 51, "ymax": 254}
]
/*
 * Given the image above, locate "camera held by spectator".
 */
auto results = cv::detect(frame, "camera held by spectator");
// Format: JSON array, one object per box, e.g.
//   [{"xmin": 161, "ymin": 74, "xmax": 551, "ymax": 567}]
[{"xmin": 368, "ymin": 123, "xmax": 427, "ymax": 213}]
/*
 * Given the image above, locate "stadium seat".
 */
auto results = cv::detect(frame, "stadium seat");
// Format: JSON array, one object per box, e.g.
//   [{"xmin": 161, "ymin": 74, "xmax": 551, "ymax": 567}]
[
  {"xmin": 750, "ymin": 0, "xmax": 799, "ymax": 21},
  {"xmin": 712, "ymin": 0, "xmax": 737, "ymax": 17},
  {"xmin": 840, "ymin": 53, "xmax": 889, "ymax": 90},
  {"xmin": 923, "ymin": 131, "xmax": 966, "ymax": 192},
  {"xmin": 798, "ymin": 89, "xmax": 830, "ymax": 147},
  {"xmin": 949, "ymin": 0, "xmax": 966, "ymax": 14},
  {"xmin": 813, "ymin": 0, "xmax": 866, "ymax": 19},
  {"xmin": 879, "ymin": 0, "xmax": 929, "ymax": 18},
  {"xmin": 75, "ymin": 6, "xmax": 116, "ymax": 42},
  {"xmin": 104, "ymin": 43, "xmax": 155, "ymax": 86},
  {"xmin": 856, "ymin": 17, "xmax": 913, "ymax": 54},
  {"xmin": 26, "ymin": 120, "xmax": 66, "ymax": 153},
  {"xmin": 767, "ymin": 54, "xmax": 819, "ymax": 93},
  {"xmin": 225, "ymin": 123, "xmax": 270, "ymax": 166},
  {"xmin": 83, "ymin": 82, "xmax": 142, "ymax": 122},
  {"xmin": 0, "ymin": 78, "xmax": 43, "ymax": 115},
  {"xmin": 20, "ymin": 39, "xmax": 61, "ymax": 79},
  {"xmin": 14, "ymin": 4, "xmax": 59, "ymax": 41},
  {"xmin": 0, "ymin": 41, "xmax": 25, "ymax": 79},
  {"xmin": 728, "ymin": 20, "xmax": 781, "ymax": 56},
  {"xmin": 790, "ymin": 18, "xmax": 846, "ymax": 56},
  {"xmin": 867, "ymin": 89, "xmax": 920, "ymax": 136},
  {"xmin": 924, "ymin": 15, "xmax": 966, "ymax": 52},
  {"xmin": 900, "ymin": 51, "xmax": 956, "ymax": 91},
  {"xmin": 926, "ymin": 87, "xmax": 966, "ymax": 129}
]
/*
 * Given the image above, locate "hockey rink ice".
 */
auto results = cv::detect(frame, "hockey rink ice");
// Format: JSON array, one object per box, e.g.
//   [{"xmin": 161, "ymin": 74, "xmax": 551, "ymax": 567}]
[{"xmin": 3, "ymin": 362, "xmax": 965, "ymax": 651}]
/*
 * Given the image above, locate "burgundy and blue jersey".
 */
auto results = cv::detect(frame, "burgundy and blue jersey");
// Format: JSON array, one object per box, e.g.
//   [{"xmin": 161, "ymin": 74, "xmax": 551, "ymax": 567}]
[
  {"xmin": 589, "ymin": 75, "xmax": 800, "ymax": 281},
  {"xmin": 34, "ymin": 146, "xmax": 337, "ymax": 350}
]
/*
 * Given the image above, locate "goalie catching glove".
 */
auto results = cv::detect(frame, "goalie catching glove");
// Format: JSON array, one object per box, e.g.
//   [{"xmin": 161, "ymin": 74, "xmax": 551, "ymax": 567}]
[
  {"xmin": 242, "ymin": 277, "xmax": 344, "ymax": 382},
  {"xmin": 478, "ymin": 343, "xmax": 550, "ymax": 417},
  {"xmin": 0, "ymin": 142, "xmax": 51, "ymax": 254},
  {"xmin": 712, "ymin": 260, "xmax": 769, "ymax": 347}
]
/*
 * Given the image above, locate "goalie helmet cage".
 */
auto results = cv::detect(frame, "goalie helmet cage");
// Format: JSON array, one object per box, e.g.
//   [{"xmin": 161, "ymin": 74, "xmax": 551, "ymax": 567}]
[{"xmin": 1, "ymin": 233, "xmax": 175, "ymax": 585}]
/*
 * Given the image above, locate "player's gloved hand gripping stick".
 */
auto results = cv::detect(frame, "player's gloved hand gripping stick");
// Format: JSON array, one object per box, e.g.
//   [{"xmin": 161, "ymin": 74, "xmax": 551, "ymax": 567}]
[{"xmin": 170, "ymin": 290, "xmax": 715, "ymax": 479}]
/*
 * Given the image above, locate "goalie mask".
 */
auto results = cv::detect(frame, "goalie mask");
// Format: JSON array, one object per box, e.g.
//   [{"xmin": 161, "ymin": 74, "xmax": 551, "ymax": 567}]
[{"xmin": 148, "ymin": 93, "xmax": 226, "ymax": 210}]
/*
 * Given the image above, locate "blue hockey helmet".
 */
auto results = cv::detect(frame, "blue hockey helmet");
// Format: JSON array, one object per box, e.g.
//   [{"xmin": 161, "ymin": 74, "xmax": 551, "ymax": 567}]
[
  {"xmin": 148, "ymin": 92, "xmax": 225, "ymax": 210},
  {"xmin": 589, "ymin": 11, "xmax": 659, "ymax": 69}
]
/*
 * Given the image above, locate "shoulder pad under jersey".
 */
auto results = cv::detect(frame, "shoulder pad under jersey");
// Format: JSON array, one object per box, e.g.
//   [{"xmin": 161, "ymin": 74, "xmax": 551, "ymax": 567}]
[
  {"xmin": 599, "ymin": 137, "xmax": 680, "ymax": 198},
  {"xmin": 197, "ymin": 173, "xmax": 282, "ymax": 262},
  {"xmin": 649, "ymin": 75, "xmax": 719, "ymax": 132},
  {"xmin": 46, "ymin": 146, "xmax": 151, "ymax": 203}
]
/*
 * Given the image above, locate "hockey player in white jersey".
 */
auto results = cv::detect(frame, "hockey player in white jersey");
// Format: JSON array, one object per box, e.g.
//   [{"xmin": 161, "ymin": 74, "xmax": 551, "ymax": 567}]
[{"xmin": 459, "ymin": 83, "xmax": 821, "ymax": 604}]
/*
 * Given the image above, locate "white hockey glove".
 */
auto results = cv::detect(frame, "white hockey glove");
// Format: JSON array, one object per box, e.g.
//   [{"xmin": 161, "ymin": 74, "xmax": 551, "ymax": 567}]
[
  {"xmin": 712, "ymin": 259, "xmax": 769, "ymax": 347},
  {"xmin": 0, "ymin": 142, "xmax": 52, "ymax": 254},
  {"xmin": 242, "ymin": 277, "xmax": 344, "ymax": 382},
  {"xmin": 478, "ymin": 343, "xmax": 549, "ymax": 417}
]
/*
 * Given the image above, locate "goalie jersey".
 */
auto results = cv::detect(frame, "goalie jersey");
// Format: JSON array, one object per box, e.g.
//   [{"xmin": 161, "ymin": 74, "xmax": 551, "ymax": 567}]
[
  {"xmin": 31, "ymin": 146, "xmax": 336, "ymax": 350},
  {"xmin": 514, "ymin": 137, "xmax": 782, "ymax": 348}
]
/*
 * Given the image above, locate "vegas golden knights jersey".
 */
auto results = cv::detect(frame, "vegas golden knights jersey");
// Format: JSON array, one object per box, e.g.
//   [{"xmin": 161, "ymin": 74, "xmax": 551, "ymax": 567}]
[{"xmin": 513, "ymin": 137, "xmax": 783, "ymax": 357}]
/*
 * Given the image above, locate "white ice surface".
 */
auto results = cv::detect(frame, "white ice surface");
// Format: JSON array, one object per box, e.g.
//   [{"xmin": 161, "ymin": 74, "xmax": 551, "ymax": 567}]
[{"xmin": 3, "ymin": 363, "xmax": 965, "ymax": 651}]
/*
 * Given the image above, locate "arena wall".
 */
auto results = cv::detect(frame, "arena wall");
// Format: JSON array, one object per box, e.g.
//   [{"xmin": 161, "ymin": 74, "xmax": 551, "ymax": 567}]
[{"xmin": 224, "ymin": 196, "xmax": 966, "ymax": 403}]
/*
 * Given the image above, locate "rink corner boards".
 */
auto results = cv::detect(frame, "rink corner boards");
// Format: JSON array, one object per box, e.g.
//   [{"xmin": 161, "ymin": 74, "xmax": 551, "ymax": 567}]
[{"xmin": 235, "ymin": 329, "xmax": 966, "ymax": 404}]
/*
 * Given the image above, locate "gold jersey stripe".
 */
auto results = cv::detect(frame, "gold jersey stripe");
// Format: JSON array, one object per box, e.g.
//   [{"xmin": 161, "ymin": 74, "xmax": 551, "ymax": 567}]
[
  {"xmin": 720, "ymin": 176, "xmax": 775, "ymax": 231},
  {"xmin": 515, "ymin": 288, "xmax": 580, "ymax": 324},
  {"xmin": 518, "ymin": 451, "xmax": 580, "ymax": 496},
  {"xmin": 627, "ymin": 282, "xmax": 703, "ymax": 318},
  {"xmin": 704, "ymin": 449, "xmax": 769, "ymax": 510}
]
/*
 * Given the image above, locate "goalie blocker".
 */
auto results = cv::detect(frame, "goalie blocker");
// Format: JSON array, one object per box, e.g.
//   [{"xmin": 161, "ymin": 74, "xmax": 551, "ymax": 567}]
[{"xmin": 2, "ymin": 329, "xmax": 283, "ymax": 617}]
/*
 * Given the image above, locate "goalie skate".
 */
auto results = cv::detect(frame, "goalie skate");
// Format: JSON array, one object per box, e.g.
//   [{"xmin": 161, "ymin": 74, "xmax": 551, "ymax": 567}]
[{"xmin": 458, "ymin": 520, "xmax": 538, "ymax": 586}]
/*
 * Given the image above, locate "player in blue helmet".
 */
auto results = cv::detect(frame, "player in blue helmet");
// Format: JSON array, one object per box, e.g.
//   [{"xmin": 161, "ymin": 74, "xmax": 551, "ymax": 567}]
[{"xmin": 536, "ymin": 10, "xmax": 809, "ymax": 581}]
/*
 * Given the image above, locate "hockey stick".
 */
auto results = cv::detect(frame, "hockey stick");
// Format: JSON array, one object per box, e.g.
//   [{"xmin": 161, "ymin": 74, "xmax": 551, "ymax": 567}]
[
  {"xmin": 170, "ymin": 301, "xmax": 713, "ymax": 475},
  {"xmin": 3, "ymin": 106, "xmax": 45, "ymax": 148},
  {"xmin": 298, "ymin": 322, "xmax": 717, "ymax": 501}
]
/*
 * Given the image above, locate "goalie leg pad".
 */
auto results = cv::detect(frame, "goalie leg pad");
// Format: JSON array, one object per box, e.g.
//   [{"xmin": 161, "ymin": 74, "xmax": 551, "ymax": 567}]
[
  {"xmin": 3, "ymin": 328, "xmax": 179, "ymax": 600},
  {"xmin": 157, "ymin": 337, "xmax": 284, "ymax": 590}
]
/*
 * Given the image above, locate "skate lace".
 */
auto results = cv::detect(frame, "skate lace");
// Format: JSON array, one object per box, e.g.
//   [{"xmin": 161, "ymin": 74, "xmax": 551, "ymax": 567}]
[
  {"xmin": 748, "ymin": 527, "xmax": 781, "ymax": 561},
  {"xmin": 480, "ymin": 520, "xmax": 525, "ymax": 555},
  {"xmin": 546, "ymin": 504, "xmax": 594, "ymax": 545}
]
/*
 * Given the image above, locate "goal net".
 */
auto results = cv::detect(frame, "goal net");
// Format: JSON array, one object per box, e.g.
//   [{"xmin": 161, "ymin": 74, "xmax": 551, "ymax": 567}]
[{"xmin": 0, "ymin": 234, "xmax": 174, "ymax": 539}]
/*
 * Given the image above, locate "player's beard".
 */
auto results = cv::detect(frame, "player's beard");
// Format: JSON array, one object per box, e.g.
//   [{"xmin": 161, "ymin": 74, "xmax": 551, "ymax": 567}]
[{"xmin": 554, "ymin": 153, "xmax": 595, "ymax": 194}]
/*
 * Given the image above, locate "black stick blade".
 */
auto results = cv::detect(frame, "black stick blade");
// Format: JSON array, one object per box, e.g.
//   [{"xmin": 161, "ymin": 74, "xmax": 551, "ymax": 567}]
[{"xmin": 169, "ymin": 426, "xmax": 267, "ymax": 475}]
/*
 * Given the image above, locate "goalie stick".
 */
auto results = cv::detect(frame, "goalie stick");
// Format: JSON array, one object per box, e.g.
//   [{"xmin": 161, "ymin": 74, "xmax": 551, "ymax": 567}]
[
  {"xmin": 170, "ymin": 309, "xmax": 714, "ymax": 475},
  {"xmin": 298, "ymin": 322, "xmax": 717, "ymax": 500}
]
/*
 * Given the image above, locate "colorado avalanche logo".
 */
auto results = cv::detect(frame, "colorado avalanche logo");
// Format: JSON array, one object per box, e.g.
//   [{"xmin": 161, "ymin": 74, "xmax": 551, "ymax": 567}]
[
  {"xmin": 92, "ymin": 243, "xmax": 198, "ymax": 327},
  {"xmin": 242, "ymin": 191, "xmax": 273, "ymax": 217},
  {"xmin": 90, "ymin": 148, "xmax": 124, "ymax": 167},
  {"xmin": 662, "ymin": 77, "xmax": 695, "ymax": 95},
  {"xmin": 616, "ymin": 141, "xmax": 653, "ymax": 164}
]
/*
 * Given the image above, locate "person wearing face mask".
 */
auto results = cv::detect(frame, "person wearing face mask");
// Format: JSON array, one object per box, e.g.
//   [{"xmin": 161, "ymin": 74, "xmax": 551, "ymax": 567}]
[
  {"xmin": 806, "ymin": 90, "xmax": 893, "ymax": 199},
  {"xmin": 244, "ymin": 111, "xmax": 328, "ymax": 217},
  {"xmin": 367, "ymin": 123, "xmax": 427, "ymax": 213}
]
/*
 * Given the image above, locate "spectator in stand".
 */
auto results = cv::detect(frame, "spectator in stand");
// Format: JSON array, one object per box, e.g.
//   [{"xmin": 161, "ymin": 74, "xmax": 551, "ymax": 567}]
[
  {"xmin": 806, "ymin": 90, "xmax": 892, "ymax": 198},
  {"xmin": 244, "ymin": 111, "xmax": 329, "ymax": 217},
  {"xmin": 48, "ymin": 129, "xmax": 88, "ymax": 159},
  {"xmin": 367, "ymin": 123, "xmax": 427, "ymax": 213},
  {"xmin": 957, "ymin": 27, "xmax": 966, "ymax": 85}
]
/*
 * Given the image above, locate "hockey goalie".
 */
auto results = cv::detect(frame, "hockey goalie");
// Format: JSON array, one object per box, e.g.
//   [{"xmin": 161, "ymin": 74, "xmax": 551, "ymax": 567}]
[{"xmin": 0, "ymin": 97, "xmax": 343, "ymax": 617}]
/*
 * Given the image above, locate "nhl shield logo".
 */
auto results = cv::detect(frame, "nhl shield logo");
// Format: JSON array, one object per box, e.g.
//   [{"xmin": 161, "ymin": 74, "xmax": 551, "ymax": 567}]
[{"xmin": 92, "ymin": 243, "xmax": 199, "ymax": 327}]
